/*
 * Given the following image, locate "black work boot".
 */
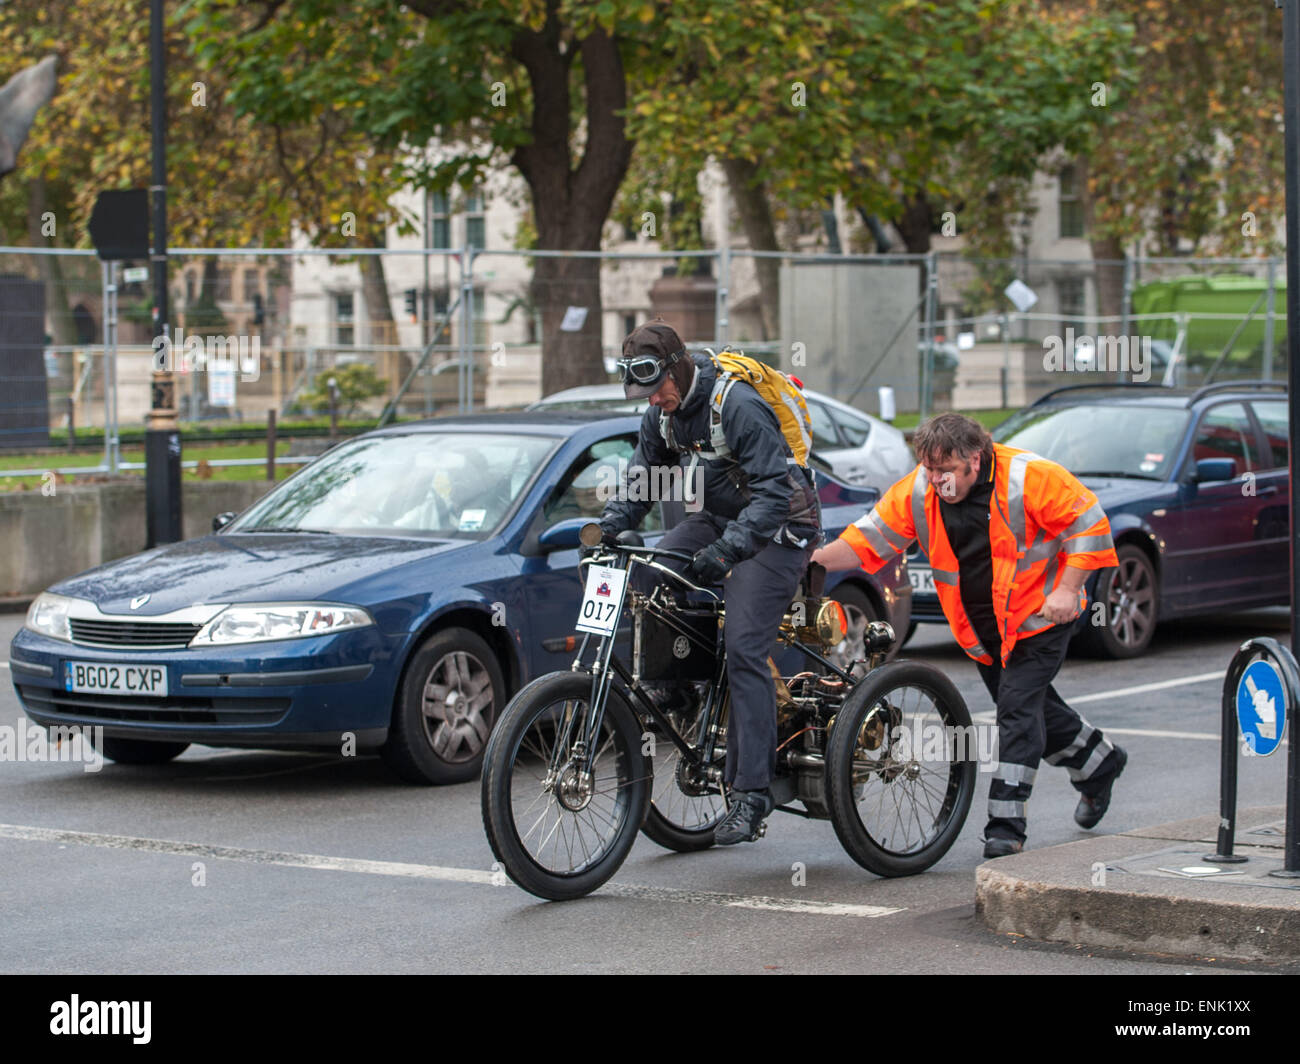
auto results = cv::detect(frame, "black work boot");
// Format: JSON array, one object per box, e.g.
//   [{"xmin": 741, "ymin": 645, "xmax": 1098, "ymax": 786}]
[
  {"xmin": 982, "ymin": 836, "xmax": 1024, "ymax": 859},
  {"xmin": 715, "ymin": 788, "xmax": 775, "ymax": 845},
  {"xmin": 1074, "ymin": 746, "xmax": 1127, "ymax": 829}
]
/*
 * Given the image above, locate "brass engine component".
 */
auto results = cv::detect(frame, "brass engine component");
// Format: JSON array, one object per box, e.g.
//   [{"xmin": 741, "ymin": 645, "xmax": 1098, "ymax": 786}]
[{"xmin": 780, "ymin": 596, "xmax": 847, "ymax": 649}]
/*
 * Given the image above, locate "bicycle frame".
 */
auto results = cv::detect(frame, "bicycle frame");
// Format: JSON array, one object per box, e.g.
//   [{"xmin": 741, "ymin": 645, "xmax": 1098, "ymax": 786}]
[{"xmin": 556, "ymin": 543, "xmax": 861, "ymax": 790}]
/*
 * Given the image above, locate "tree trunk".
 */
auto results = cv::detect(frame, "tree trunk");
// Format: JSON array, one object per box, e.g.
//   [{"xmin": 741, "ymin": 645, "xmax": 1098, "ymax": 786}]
[
  {"xmin": 511, "ymin": 14, "xmax": 631, "ymax": 396},
  {"xmin": 893, "ymin": 190, "xmax": 934, "ymax": 255},
  {"xmin": 27, "ymin": 177, "xmax": 78, "ymax": 347},
  {"xmin": 1080, "ymin": 156, "xmax": 1127, "ymax": 329},
  {"xmin": 360, "ymin": 226, "xmax": 396, "ymax": 346},
  {"xmin": 359, "ymin": 223, "xmax": 400, "ymax": 397},
  {"xmin": 721, "ymin": 156, "xmax": 779, "ymax": 341}
]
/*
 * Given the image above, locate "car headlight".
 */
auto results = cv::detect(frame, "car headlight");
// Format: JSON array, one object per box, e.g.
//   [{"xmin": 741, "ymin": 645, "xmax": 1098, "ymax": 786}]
[
  {"xmin": 190, "ymin": 603, "xmax": 374, "ymax": 646},
  {"xmin": 25, "ymin": 591, "xmax": 81, "ymax": 642}
]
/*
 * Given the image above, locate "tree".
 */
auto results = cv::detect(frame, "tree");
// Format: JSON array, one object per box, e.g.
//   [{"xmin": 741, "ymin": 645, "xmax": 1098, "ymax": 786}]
[
  {"xmin": 190, "ymin": 0, "xmax": 658, "ymax": 395},
  {"xmin": 299, "ymin": 362, "xmax": 387, "ymax": 417},
  {"xmin": 1046, "ymin": 1, "xmax": 1285, "ymax": 324},
  {"xmin": 626, "ymin": 0, "xmax": 1135, "ymax": 332}
]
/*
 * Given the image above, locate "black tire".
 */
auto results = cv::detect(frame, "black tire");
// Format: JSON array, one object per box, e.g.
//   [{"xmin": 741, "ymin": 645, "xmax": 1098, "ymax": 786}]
[
  {"xmin": 639, "ymin": 689, "xmax": 726, "ymax": 852},
  {"xmin": 481, "ymin": 672, "xmax": 650, "ymax": 901},
  {"xmin": 94, "ymin": 736, "xmax": 190, "ymax": 764},
  {"xmin": 381, "ymin": 627, "xmax": 506, "ymax": 785},
  {"xmin": 1071, "ymin": 544, "xmax": 1158, "ymax": 659},
  {"xmin": 825, "ymin": 661, "xmax": 976, "ymax": 877}
]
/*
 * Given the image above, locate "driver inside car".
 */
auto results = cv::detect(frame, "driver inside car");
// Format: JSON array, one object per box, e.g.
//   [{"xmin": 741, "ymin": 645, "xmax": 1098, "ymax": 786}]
[{"xmin": 594, "ymin": 319, "xmax": 822, "ymax": 845}]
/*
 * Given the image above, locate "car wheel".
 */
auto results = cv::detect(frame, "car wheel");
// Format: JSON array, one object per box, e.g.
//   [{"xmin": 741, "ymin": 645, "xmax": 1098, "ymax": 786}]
[
  {"xmin": 93, "ymin": 736, "xmax": 190, "ymax": 764},
  {"xmin": 382, "ymin": 627, "xmax": 507, "ymax": 785},
  {"xmin": 1073, "ymin": 544, "xmax": 1158, "ymax": 659},
  {"xmin": 828, "ymin": 583, "xmax": 892, "ymax": 677}
]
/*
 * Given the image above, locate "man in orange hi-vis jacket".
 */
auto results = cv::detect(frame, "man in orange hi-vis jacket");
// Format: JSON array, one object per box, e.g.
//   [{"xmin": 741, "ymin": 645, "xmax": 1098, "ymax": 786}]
[{"xmin": 811, "ymin": 413, "xmax": 1128, "ymax": 858}]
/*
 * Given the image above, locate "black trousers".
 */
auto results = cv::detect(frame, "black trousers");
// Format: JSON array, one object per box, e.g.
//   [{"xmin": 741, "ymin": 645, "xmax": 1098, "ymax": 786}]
[
  {"xmin": 975, "ymin": 621, "xmax": 1120, "ymax": 843},
  {"xmin": 632, "ymin": 513, "xmax": 812, "ymax": 791}
]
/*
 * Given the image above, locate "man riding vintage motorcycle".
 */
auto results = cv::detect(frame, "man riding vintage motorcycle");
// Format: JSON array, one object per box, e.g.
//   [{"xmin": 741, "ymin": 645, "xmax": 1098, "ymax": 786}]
[{"xmin": 595, "ymin": 319, "xmax": 822, "ymax": 845}]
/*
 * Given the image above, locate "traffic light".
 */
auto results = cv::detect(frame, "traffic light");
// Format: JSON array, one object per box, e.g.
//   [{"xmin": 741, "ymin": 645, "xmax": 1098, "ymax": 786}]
[{"xmin": 404, "ymin": 288, "xmax": 418, "ymax": 321}]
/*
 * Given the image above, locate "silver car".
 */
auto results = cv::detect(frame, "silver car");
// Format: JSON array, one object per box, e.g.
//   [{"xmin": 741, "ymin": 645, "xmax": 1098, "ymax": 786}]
[{"xmin": 529, "ymin": 383, "xmax": 913, "ymax": 494}]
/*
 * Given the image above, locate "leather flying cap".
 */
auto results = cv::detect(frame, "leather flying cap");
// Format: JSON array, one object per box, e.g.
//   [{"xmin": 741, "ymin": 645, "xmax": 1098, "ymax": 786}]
[{"xmin": 620, "ymin": 319, "xmax": 685, "ymax": 398}]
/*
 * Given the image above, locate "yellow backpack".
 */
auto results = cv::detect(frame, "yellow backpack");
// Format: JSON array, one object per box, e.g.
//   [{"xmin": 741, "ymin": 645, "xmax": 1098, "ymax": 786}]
[{"xmin": 702, "ymin": 349, "xmax": 814, "ymax": 468}]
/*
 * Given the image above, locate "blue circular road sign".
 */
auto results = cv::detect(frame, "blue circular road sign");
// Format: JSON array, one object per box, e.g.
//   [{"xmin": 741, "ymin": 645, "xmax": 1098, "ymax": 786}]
[{"xmin": 1236, "ymin": 659, "xmax": 1288, "ymax": 757}]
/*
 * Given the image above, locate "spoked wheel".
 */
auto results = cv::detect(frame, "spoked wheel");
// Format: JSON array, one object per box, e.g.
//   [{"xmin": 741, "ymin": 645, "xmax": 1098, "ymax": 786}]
[
  {"xmin": 481, "ymin": 672, "xmax": 651, "ymax": 901},
  {"xmin": 639, "ymin": 687, "xmax": 727, "ymax": 852},
  {"xmin": 825, "ymin": 661, "xmax": 976, "ymax": 877}
]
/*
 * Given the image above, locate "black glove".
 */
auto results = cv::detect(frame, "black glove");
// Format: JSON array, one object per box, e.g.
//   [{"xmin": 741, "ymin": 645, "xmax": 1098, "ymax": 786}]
[{"xmin": 688, "ymin": 542, "xmax": 737, "ymax": 585}]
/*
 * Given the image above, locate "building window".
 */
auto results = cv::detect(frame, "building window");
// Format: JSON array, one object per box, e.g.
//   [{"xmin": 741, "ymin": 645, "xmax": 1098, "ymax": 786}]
[
  {"xmin": 1059, "ymin": 164, "xmax": 1084, "ymax": 239},
  {"xmin": 1058, "ymin": 277, "xmax": 1085, "ymax": 338},
  {"xmin": 465, "ymin": 190, "xmax": 486, "ymax": 249},
  {"xmin": 334, "ymin": 292, "xmax": 355, "ymax": 346},
  {"xmin": 215, "ymin": 267, "xmax": 232, "ymax": 303},
  {"xmin": 430, "ymin": 191, "xmax": 450, "ymax": 250},
  {"xmin": 243, "ymin": 269, "xmax": 260, "ymax": 303},
  {"xmin": 185, "ymin": 271, "xmax": 195, "ymax": 305}
]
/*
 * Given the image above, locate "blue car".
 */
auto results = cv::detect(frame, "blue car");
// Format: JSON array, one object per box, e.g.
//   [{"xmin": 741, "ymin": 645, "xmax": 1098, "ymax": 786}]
[
  {"xmin": 10, "ymin": 412, "xmax": 910, "ymax": 783},
  {"xmin": 906, "ymin": 381, "xmax": 1290, "ymax": 658}
]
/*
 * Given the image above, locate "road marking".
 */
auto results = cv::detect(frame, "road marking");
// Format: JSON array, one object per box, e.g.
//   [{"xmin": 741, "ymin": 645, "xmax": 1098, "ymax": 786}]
[
  {"xmin": 971, "ymin": 713, "xmax": 1224, "ymax": 742},
  {"xmin": 1065, "ymin": 671, "xmax": 1224, "ymax": 705},
  {"xmin": 0, "ymin": 823, "xmax": 903, "ymax": 918}
]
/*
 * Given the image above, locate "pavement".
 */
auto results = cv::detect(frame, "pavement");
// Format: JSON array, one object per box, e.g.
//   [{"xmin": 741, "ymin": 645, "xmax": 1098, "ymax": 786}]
[{"xmin": 976, "ymin": 804, "xmax": 1300, "ymax": 963}]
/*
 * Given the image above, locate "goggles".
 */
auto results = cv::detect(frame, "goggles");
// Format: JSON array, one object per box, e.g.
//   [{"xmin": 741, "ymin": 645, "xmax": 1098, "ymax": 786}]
[{"xmin": 617, "ymin": 352, "xmax": 676, "ymax": 386}]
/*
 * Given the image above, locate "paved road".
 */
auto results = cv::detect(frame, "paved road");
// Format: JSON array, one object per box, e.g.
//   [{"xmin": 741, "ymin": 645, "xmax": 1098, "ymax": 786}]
[{"xmin": 2, "ymin": 608, "xmax": 1294, "ymax": 974}]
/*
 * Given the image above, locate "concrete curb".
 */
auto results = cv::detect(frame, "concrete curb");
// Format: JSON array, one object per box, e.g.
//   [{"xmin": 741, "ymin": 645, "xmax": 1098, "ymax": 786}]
[{"xmin": 975, "ymin": 807, "xmax": 1300, "ymax": 962}]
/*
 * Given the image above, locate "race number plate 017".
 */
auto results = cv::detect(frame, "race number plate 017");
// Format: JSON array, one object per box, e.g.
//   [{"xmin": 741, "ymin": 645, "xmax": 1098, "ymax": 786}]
[
  {"xmin": 64, "ymin": 661, "xmax": 169, "ymax": 697},
  {"xmin": 576, "ymin": 564, "xmax": 627, "ymax": 637}
]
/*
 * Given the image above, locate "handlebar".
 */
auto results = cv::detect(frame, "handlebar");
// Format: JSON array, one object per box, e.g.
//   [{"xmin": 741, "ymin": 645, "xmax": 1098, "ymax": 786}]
[{"xmin": 579, "ymin": 541, "xmax": 721, "ymax": 599}]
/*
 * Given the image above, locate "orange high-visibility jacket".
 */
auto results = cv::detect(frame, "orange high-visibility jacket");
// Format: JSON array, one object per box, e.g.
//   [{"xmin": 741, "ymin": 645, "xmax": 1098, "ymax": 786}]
[{"xmin": 839, "ymin": 443, "xmax": 1119, "ymax": 666}]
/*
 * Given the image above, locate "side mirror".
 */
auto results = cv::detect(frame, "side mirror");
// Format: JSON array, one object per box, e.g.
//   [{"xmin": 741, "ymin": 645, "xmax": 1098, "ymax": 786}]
[
  {"xmin": 212, "ymin": 511, "xmax": 237, "ymax": 532},
  {"xmin": 1193, "ymin": 458, "xmax": 1237, "ymax": 484},
  {"xmin": 537, "ymin": 517, "xmax": 590, "ymax": 552}
]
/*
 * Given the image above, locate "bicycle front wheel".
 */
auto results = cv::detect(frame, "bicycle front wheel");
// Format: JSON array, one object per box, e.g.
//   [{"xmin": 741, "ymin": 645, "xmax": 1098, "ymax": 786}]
[{"xmin": 481, "ymin": 672, "xmax": 650, "ymax": 901}]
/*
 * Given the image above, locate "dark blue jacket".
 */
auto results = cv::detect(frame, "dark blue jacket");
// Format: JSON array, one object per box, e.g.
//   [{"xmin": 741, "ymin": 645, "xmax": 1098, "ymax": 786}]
[{"xmin": 600, "ymin": 353, "xmax": 821, "ymax": 560}]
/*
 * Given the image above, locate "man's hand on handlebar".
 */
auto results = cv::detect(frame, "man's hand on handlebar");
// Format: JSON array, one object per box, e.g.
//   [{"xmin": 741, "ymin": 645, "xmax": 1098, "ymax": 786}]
[{"xmin": 688, "ymin": 541, "xmax": 737, "ymax": 585}]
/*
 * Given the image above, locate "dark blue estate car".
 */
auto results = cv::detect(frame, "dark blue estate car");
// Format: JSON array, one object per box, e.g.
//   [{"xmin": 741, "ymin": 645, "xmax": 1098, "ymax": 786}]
[
  {"xmin": 907, "ymin": 382, "xmax": 1290, "ymax": 658},
  {"xmin": 10, "ymin": 411, "xmax": 910, "ymax": 783}
]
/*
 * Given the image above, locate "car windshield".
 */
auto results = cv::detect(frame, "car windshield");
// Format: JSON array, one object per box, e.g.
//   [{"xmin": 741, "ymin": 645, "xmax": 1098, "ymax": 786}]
[
  {"xmin": 228, "ymin": 432, "xmax": 558, "ymax": 538},
  {"xmin": 994, "ymin": 403, "xmax": 1189, "ymax": 480}
]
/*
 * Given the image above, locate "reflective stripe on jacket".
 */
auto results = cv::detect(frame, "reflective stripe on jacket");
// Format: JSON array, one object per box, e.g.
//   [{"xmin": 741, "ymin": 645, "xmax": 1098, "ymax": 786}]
[{"xmin": 839, "ymin": 443, "xmax": 1119, "ymax": 666}]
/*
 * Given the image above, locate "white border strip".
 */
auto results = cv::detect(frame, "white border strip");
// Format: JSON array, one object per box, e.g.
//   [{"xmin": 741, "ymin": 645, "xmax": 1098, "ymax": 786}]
[{"xmin": 0, "ymin": 823, "xmax": 903, "ymax": 918}]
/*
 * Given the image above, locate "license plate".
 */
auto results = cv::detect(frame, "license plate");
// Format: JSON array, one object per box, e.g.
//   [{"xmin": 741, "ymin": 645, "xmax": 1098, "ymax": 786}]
[
  {"xmin": 64, "ymin": 661, "xmax": 169, "ymax": 697},
  {"xmin": 576, "ymin": 564, "xmax": 627, "ymax": 637},
  {"xmin": 908, "ymin": 566, "xmax": 935, "ymax": 594}
]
